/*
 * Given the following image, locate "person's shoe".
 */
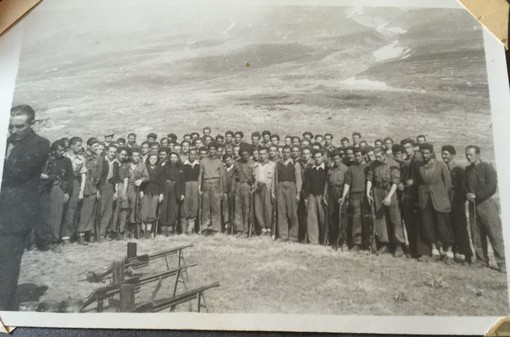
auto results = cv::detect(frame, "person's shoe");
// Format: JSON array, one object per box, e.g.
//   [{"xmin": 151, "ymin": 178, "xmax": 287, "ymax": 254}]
[
  {"xmin": 439, "ymin": 246, "xmax": 446, "ymax": 258},
  {"xmin": 454, "ymin": 253, "xmax": 466, "ymax": 263},
  {"xmin": 444, "ymin": 252, "xmax": 455, "ymax": 265},
  {"xmin": 393, "ymin": 244, "xmax": 404, "ymax": 258},
  {"xmin": 417, "ymin": 255, "xmax": 430, "ymax": 263},
  {"xmin": 77, "ymin": 236, "xmax": 88, "ymax": 246},
  {"xmin": 376, "ymin": 244, "xmax": 388, "ymax": 256},
  {"xmin": 499, "ymin": 264, "xmax": 507, "ymax": 274},
  {"xmin": 97, "ymin": 236, "xmax": 104, "ymax": 244},
  {"xmin": 145, "ymin": 231, "xmax": 152, "ymax": 239},
  {"xmin": 431, "ymin": 249, "xmax": 441, "ymax": 261}
]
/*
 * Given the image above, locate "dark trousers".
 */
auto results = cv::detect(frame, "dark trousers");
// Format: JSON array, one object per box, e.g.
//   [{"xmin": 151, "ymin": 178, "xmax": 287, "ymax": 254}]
[
  {"xmin": 470, "ymin": 198, "xmax": 505, "ymax": 267},
  {"xmin": 78, "ymin": 193, "xmax": 96, "ymax": 234},
  {"xmin": 61, "ymin": 179, "xmax": 81, "ymax": 238},
  {"xmin": 277, "ymin": 182, "xmax": 298, "ymax": 241},
  {"xmin": 222, "ymin": 191, "xmax": 235, "ymax": 231},
  {"xmin": 328, "ymin": 187, "xmax": 345, "ymax": 245},
  {"xmin": 402, "ymin": 196, "xmax": 429, "ymax": 257},
  {"xmin": 98, "ymin": 183, "xmax": 115, "ymax": 237},
  {"xmin": 374, "ymin": 202, "xmax": 404, "ymax": 245},
  {"xmin": 451, "ymin": 192, "xmax": 472, "ymax": 258},
  {"xmin": 201, "ymin": 178, "xmax": 222, "ymax": 233},
  {"xmin": 0, "ymin": 232, "xmax": 26, "ymax": 310},
  {"xmin": 161, "ymin": 180, "xmax": 178, "ymax": 230},
  {"xmin": 421, "ymin": 198, "xmax": 454, "ymax": 245},
  {"xmin": 297, "ymin": 195, "xmax": 307, "ymax": 242},
  {"xmin": 348, "ymin": 192, "xmax": 365, "ymax": 246},
  {"xmin": 37, "ymin": 186, "xmax": 65, "ymax": 246},
  {"xmin": 234, "ymin": 182, "xmax": 251, "ymax": 234},
  {"xmin": 119, "ymin": 184, "xmax": 138, "ymax": 234}
]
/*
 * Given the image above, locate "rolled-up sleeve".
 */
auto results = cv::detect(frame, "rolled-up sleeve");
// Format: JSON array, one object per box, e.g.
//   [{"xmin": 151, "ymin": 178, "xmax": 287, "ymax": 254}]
[{"xmin": 390, "ymin": 164, "xmax": 401, "ymax": 185}]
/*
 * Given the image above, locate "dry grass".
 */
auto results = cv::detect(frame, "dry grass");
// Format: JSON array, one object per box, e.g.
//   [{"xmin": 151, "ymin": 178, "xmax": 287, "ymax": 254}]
[
  {"xmin": 18, "ymin": 233, "xmax": 509, "ymax": 315},
  {"xmin": 12, "ymin": 7, "xmax": 506, "ymax": 316}
]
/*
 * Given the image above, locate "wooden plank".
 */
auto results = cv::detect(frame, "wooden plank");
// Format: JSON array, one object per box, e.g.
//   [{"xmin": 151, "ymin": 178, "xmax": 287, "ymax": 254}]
[
  {"xmin": 120, "ymin": 284, "xmax": 135, "ymax": 312},
  {"xmin": 127, "ymin": 242, "xmax": 137, "ymax": 259},
  {"xmin": 112, "ymin": 261, "xmax": 124, "ymax": 285}
]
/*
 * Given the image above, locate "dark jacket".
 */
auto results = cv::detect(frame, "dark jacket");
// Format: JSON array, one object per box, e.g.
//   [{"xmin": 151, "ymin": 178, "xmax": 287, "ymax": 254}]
[
  {"xmin": 99, "ymin": 157, "xmax": 120, "ymax": 187},
  {"xmin": 303, "ymin": 164, "xmax": 328, "ymax": 198},
  {"xmin": 464, "ymin": 161, "xmax": 498, "ymax": 203},
  {"xmin": 83, "ymin": 150, "xmax": 103, "ymax": 195},
  {"xmin": 415, "ymin": 159, "xmax": 452, "ymax": 213},
  {"xmin": 40, "ymin": 155, "xmax": 74, "ymax": 195},
  {"xmin": 143, "ymin": 165, "xmax": 165, "ymax": 195},
  {"xmin": 0, "ymin": 129, "xmax": 50, "ymax": 233},
  {"xmin": 165, "ymin": 163, "xmax": 185, "ymax": 200}
]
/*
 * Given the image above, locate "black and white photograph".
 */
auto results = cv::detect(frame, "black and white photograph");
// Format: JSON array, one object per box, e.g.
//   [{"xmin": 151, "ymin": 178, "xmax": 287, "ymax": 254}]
[{"xmin": 0, "ymin": 0, "xmax": 509, "ymax": 334}]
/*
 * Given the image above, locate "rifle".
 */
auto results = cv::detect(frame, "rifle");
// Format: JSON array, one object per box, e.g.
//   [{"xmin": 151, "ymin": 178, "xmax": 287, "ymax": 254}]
[
  {"xmin": 154, "ymin": 198, "xmax": 162, "ymax": 238},
  {"xmin": 83, "ymin": 244, "xmax": 194, "ymax": 283},
  {"xmin": 469, "ymin": 199, "xmax": 478, "ymax": 263},
  {"xmin": 248, "ymin": 189, "xmax": 255, "ymax": 238},
  {"xmin": 229, "ymin": 191, "xmax": 235, "ymax": 235},
  {"xmin": 322, "ymin": 196, "xmax": 329, "ymax": 246},
  {"xmin": 272, "ymin": 188, "xmax": 277, "ymax": 240},
  {"xmin": 368, "ymin": 193, "xmax": 377, "ymax": 254},
  {"xmin": 39, "ymin": 159, "xmax": 52, "ymax": 195},
  {"xmin": 197, "ymin": 192, "xmax": 202, "ymax": 234},
  {"xmin": 134, "ymin": 186, "xmax": 142, "ymax": 238},
  {"xmin": 39, "ymin": 159, "xmax": 65, "ymax": 195},
  {"xmin": 334, "ymin": 200, "xmax": 344, "ymax": 251}
]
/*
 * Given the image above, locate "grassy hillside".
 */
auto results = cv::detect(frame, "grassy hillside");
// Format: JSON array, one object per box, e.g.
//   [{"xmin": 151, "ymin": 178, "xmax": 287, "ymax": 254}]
[
  {"xmin": 12, "ymin": 6, "xmax": 493, "ymax": 166},
  {"xmin": 18, "ymin": 234, "xmax": 509, "ymax": 315}
]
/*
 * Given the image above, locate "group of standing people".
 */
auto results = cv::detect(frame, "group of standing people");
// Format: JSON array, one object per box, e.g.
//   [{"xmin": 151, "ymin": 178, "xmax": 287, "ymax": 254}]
[{"xmin": 0, "ymin": 105, "xmax": 506, "ymax": 311}]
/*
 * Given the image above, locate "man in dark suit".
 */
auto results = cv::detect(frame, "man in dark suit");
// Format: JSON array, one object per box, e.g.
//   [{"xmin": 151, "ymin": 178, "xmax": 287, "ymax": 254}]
[
  {"xmin": 0, "ymin": 105, "xmax": 50, "ymax": 310},
  {"xmin": 415, "ymin": 143, "xmax": 455, "ymax": 263}
]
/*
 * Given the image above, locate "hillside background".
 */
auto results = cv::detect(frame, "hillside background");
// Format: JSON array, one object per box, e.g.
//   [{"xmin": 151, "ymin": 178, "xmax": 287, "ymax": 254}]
[{"xmin": 12, "ymin": 3, "xmax": 493, "ymax": 162}]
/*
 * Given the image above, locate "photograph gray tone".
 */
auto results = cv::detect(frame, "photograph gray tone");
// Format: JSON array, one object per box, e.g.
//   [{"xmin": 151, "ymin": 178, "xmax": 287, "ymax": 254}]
[{"xmin": 1, "ymin": 0, "xmax": 507, "ymax": 320}]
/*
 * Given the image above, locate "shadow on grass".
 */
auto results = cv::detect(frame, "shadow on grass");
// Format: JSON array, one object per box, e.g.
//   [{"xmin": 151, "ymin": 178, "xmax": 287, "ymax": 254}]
[{"xmin": 17, "ymin": 283, "xmax": 48, "ymax": 303}]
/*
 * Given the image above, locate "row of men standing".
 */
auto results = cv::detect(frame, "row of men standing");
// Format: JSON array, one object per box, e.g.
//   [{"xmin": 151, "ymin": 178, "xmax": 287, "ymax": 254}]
[{"xmin": 33, "ymin": 126, "xmax": 506, "ymax": 276}]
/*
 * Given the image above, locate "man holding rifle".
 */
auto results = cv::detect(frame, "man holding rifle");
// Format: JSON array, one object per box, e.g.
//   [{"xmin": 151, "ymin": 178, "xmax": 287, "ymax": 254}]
[
  {"xmin": 340, "ymin": 147, "xmax": 368, "ymax": 251},
  {"xmin": 326, "ymin": 150, "xmax": 349, "ymax": 249},
  {"xmin": 234, "ymin": 148, "xmax": 255, "ymax": 236},
  {"xmin": 464, "ymin": 145, "xmax": 505, "ymax": 273},
  {"xmin": 366, "ymin": 147, "xmax": 405, "ymax": 257}
]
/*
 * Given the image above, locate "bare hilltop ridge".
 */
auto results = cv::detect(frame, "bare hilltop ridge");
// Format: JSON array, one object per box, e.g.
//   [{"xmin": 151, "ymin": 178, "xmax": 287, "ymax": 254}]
[{"xmin": 13, "ymin": 6, "xmax": 493, "ymax": 161}]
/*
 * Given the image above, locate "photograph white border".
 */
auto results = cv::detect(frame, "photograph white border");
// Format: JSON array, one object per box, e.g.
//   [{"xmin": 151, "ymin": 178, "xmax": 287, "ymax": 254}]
[{"xmin": 0, "ymin": 0, "xmax": 509, "ymax": 334}]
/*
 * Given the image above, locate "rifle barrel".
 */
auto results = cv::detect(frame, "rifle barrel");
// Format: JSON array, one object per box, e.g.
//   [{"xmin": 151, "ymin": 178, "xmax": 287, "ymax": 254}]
[
  {"xmin": 80, "ymin": 264, "xmax": 197, "ymax": 311},
  {"xmin": 136, "ymin": 282, "xmax": 220, "ymax": 313}
]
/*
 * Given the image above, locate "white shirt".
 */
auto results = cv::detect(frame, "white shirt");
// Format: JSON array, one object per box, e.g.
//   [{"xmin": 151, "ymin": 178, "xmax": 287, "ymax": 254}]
[{"xmin": 313, "ymin": 162, "xmax": 325, "ymax": 170}]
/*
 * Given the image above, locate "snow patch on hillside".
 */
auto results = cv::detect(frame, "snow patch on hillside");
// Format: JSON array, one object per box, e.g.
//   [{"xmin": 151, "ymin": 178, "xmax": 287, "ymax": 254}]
[
  {"xmin": 373, "ymin": 40, "xmax": 410, "ymax": 62},
  {"xmin": 340, "ymin": 77, "xmax": 414, "ymax": 92}
]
